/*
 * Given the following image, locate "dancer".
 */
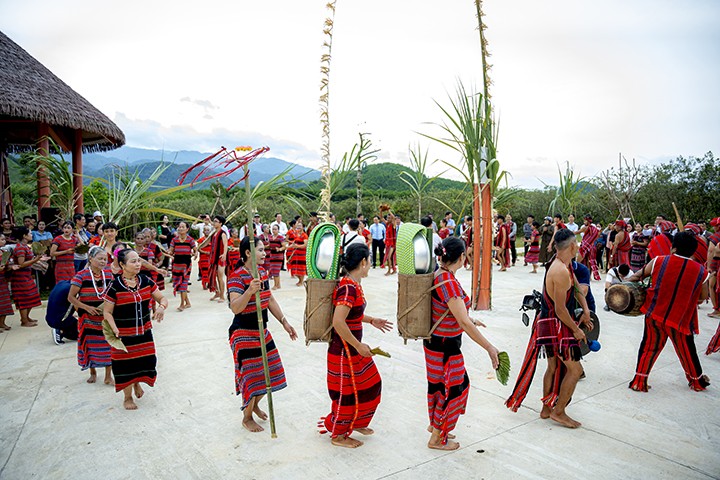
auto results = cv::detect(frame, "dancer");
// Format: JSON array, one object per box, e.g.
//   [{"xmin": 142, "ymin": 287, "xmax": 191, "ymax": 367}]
[
  {"xmin": 144, "ymin": 228, "xmax": 166, "ymax": 292},
  {"xmin": 228, "ymin": 237, "xmax": 297, "ymax": 432},
  {"xmin": 103, "ymin": 249, "xmax": 168, "ymax": 410},
  {"xmin": 287, "ymin": 220, "xmax": 308, "ymax": 286},
  {"xmin": 461, "ymin": 216, "xmax": 473, "ymax": 269},
  {"xmin": 68, "ymin": 246, "xmax": 114, "ymax": 384},
  {"xmin": 576, "ymin": 215, "xmax": 601, "ymax": 280},
  {"xmin": 647, "ymin": 221, "xmax": 675, "ymax": 259},
  {"xmin": 198, "ymin": 224, "xmax": 212, "ymax": 290},
  {"xmin": 539, "ymin": 217, "xmax": 553, "ymax": 265},
  {"xmin": 205, "ymin": 215, "xmax": 229, "ymax": 302},
  {"xmin": 626, "ymin": 232, "xmax": 710, "ymax": 391},
  {"xmin": 495, "ymin": 215, "xmax": 511, "ymax": 271},
  {"xmin": 524, "ymin": 221, "xmax": 541, "ymax": 273},
  {"xmin": 424, "ymin": 237, "xmax": 499, "ymax": 450},
  {"xmin": 227, "ymin": 227, "xmax": 241, "ymax": 273},
  {"xmin": 0, "ymin": 233, "xmax": 17, "ymax": 331},
  {"xmin": 629, "ymin": 223, "xmax": 650, "ymax": 271},
  {"xmin": 505, "ymin": 229, "xmax": 593, "ymax": 428},
  {"xmin": 610, "ymin": 220, "xmax": 631, "ymax": 267},
  {"xmin": 168, "ymin": 221, "xmax": 197, "ymax": 311},
  {"xmin": 50, "ymin": 221, "xmax": 79, "ymax": 283},
  {"xmin": 10, "ymin": 227, "xmax": 48, "ymax": 327},
  {"xmin": 383, "ymin": 213, "xmax": 397, "ymax": 275},
  {"xmin": 267, "ymin": 224, "xmax": 285, "ymax": 290},
  {"xmin": 707, "ymin": 218, "xmax": 720, "ymax": 318},
  {"xmin": 321, "ymin": 243, "xmax": 392, "ymax": 448}
]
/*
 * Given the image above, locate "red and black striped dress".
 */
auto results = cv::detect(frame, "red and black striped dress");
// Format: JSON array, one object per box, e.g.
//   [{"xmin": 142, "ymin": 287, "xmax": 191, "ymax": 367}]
[
  {"xmin": 424, "ymin": 270, "xmax": 470, "ymax": 445},
  {"xmin": 149, "ymin": 242, "xmax": 165, "ymax": 290},
  {"xmin": 52, "ymin": 235, "xmax": 78, "ymax": 283},
  {"xmin": 322, "ymin": 277, "xmax": 381, "ymax": 438},
  {"xmin": 287, "ymin": 230, "xmax": 308, "ymax": 277},
  {"xmin": 198, "ymin": 236, "xmax": 211, "ymax": 289},
  {"xmin": 227, "ymin": 238, "xmax": 241, "ymax": 273},
  {"xmin": 104, "ymin": 275, "xmax": 158, "ymax": 392},
  {"xmin": 227, "ymin": 266, "xmax": 287, "ymax": 409},
  {"xmin": 0, "ymin": 266, "xmax": 15, "ymax": 316},
  {"xmin": 73, "ymin": 267, "xmax": 114, "ymax": 370},
  {"xmin": 10, "ymin": 243, "xmax": 41, "ymax": 309},
  {"xmin": 267, "ymin": 235, "xmax": 285, "ymax": 278},
  {"xmin": 170, "ymin": 235, "xmax": 195, "ymax": 295}
]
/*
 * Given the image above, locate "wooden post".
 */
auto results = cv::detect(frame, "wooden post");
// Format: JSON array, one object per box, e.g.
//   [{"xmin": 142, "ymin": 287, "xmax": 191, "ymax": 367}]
[
  {"xmin": 471, "ymin": 183, "xmax": 481, "ymax": 309},
  {"xmin": 476, "ymin": 183, "xmax": 493, "ymax": 310},
  {"xmin": 72, "ymin": 129, "xmax": 83, "ymax": 213},
  {"xmin": 37, "ymin": 123, "xmax": 51, "ymax": 216}
]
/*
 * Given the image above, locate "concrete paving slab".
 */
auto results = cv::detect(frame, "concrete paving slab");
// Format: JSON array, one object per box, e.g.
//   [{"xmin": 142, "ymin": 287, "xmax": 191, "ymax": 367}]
[{"xmin": 0, "ymin": 263, "xmax": 718, "ymax": 479}]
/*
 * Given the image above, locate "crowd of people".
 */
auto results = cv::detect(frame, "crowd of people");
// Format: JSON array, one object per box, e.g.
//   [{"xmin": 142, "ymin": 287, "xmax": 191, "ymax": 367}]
[{"xmin": 1, "ymin": 206, "xmax": 718, "ymax": 451}]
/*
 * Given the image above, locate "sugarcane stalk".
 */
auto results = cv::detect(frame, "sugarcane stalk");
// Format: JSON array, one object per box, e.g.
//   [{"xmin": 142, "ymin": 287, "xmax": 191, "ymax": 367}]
[{"xmin": 243, "ymin": 163, "xmax": 277, "ymax": 438}]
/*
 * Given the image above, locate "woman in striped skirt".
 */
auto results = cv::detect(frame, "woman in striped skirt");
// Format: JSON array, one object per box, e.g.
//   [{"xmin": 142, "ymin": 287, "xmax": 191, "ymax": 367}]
[
  {"xmin": 425, "ymin": 237, "xmax": 499, "ymax": 450},
  {"xmin": 50, "ymin": 221, "xmax": 79, "ymax": 283},
  {"xmin": 68, "ymin": 246, "xmax": 114, "ymax": 384},
  {"xmin": 198, "ymin": 224, "xmax": 212, "ymax": 290},
  {"xmin": 10, "ymin": 227, "xmax": 48, "ymax": 327},
  {"xmin": 228, "ymin": 236, "xmax": 297, "ymax": 432},
  {"xmin": 267, "ymin": 224, "xmax": 285, "ymax": 290},
  {"xmin": 226, "ymin": 228, "xmax": 241, "ymax": 273},
  {"xmin": 0, "ymin": 233, "xmax": 16, "ymax": 331},
  {"xmin": 287, "ymin": 221, "xmax": 308, "ymax": 286},
  {"xmin": 524, "ymin": 221, "xmax": 541, "ymax": 273},
  {"xmin": 103, "ymin": 249, "xmax": 168, "ymax": 410},
  {"xmin": 168, "ymin": 221, "xmax": 196, "ymax": 311},
  {"xmin": 322, "ymin": 243, "xmax": 392, "ymax": 448}
]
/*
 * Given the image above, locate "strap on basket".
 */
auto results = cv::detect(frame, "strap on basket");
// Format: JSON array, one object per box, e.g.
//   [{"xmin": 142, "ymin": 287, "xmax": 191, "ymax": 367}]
[{"xmin": 396, "ymin": 279, "xmax": 452, "ymax": 321}]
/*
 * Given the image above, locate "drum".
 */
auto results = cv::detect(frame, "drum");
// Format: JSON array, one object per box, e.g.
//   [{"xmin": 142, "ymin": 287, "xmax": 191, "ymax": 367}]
[
  {"xmin": 396, "ymin": 223, "xmax": 434, "ymax": 275},
  {"xmin": 396, "ymin": 273, "xmax": 434, "ymax": 342},
  {"xmin": 575, "ymin": 309, "xmax": 600, "ymax": 356},
  {"xmin": 605, "ymin": 282, "xmax": 647, "ymax": 316},
  {"xmin": 303, "ymin": 278, "xmax": 339, "ymax": 345}
]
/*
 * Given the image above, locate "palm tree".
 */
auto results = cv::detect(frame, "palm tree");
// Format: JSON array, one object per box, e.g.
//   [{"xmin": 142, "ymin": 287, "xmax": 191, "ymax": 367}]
[{"xmin": 399, "ymin": 144, "xmax": 443, "ymax": 221}]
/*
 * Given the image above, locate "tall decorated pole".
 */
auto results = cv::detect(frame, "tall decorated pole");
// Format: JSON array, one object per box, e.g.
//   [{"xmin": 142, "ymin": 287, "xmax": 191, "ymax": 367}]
[
  {"xmin": 319, "ymin": 1, "xmax": 337, "ymax": 221},
  {"xmin": 473, "ymin": 0, "xmax": 496, "ymax": 310},
  {"xmin": 243, "ymin": 163, "xmax": 277, "ymax": 438}
]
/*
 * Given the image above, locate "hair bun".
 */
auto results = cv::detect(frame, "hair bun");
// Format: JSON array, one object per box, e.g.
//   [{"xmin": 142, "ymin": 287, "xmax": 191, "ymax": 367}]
[{"xmin": 433, "ymin": 245, "xmax": 444, "ymax": 256}]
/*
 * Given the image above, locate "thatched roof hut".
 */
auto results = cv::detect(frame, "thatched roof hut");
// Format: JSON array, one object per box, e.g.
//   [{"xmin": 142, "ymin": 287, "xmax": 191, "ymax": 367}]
[
  {"xmin": 0, "ymin": 30, "xmax": 125, "ymax": 152},
  {"xmin": 0, "ymin": 29, "xmax": 126, "ymax": 220}
]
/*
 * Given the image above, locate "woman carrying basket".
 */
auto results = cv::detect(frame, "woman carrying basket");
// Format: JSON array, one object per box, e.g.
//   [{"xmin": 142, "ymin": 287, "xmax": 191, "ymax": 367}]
[
  {"xmin": 425, "ymin": 237, "xmax": 499, "ymax": 450},
  {"xmin": 321, "ymin": 243, "xmax": 393, "ymax": 448}
]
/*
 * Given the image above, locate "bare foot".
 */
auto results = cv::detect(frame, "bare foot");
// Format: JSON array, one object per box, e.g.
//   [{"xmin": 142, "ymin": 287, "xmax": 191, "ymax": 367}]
[
  {"xmin": 355, "ymin": 427, "xmax": 374, "ymax": 435},
  {"xmin": 0, "ymin": 325, "xmax": 9, "ymax": 330},
  {"xmin": 428, "ymin": 438, "xmax": 460, "ymax": 450},
  {"xmin": 540, "ymin": 404, "xmax": 552, "ymax": 419},
  {"xmin": 331, "ymin": 436, "xmax": 363, "ymax": 448},
  {"xmin": 133, "ymin": 383, "xmax": 144, "ymax": 398},
  {"xmin": 295, "ymin": 282, "xmax": 302, "ymax": 287},
  {"xmin": 271, "ymin": 286, "xmax": 279, "ymax": 290},
  {"xmin": 242, "ymin": 418, "xmax": 264, "ymax": 433},
  {"xmin": 20, "ymin": 322, "xmax": 37, "ymax": 328},
  {"xmin": 87, "ymin": 373, "xmax": 97, "ymax": 384},
  {"xmin": 104, "ymin": 376, "xmax": 115, "ymax": 386},
  {"xmin": 209, "ymin": 295, "xmax": 220, "ymax": 301},
  {"xmin": 123, "ymin": 398, "xmax": 138, "ymax": 410},
  {"xmin": 185, "ymin": 303, "xmax": 192, "ymax": 309},
  {"xmin": 426, "ymin": 426, "xmax": 455, "ymax": 439},
  {"xmin": 253, "ymin": 405, "xmax": 268, "ymax": 421},
  {"xmin": 549, "ymin": 411, "xmax": 581, "ymax": 428},
  {"xmin": 176, "ymin": 306, "xmax": 185, "ymax": 312},
  {"xmin": 216, "ymin": 298, "xmax": 225, "ymax": 303}
]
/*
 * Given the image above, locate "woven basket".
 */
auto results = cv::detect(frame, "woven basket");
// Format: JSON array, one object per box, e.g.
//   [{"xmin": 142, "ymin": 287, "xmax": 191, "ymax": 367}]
[
  {"xmin": 396, "ymin": 273, "xmax": 434, "ymax": 342},
  {"xmin": 304, "ymin": 278, "xmax": 339, "ymax": 345}
]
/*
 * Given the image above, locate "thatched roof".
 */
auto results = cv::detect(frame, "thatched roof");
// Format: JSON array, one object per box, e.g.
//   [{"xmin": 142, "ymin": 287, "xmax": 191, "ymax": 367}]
[{"xmin": 0, "ymin": 30, "xmax": 125, "ymax": 153}]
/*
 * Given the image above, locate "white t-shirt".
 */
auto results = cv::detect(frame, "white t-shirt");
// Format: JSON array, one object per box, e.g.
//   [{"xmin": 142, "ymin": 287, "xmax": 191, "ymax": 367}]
[
  {"xmin": 342, "ymin": 223, "xmax": 351, "ymax": 234},
  {"xmin": 605, "ymin": 267, "xmax": 633, "ymax": 285},
  {"xmin": 342, "ymin": 231, "xmax": 366, "ymax": 248},
  {"xmin": 270, "ymin": 221, "xmax": 288, "ymax": 236},
  {"xmin": 432, "ymin": 232, "xmax": 442, "ymax": 251},
  {"xmin": 567, "ymin": 222, "xmax": 579, "ymax": 233}
]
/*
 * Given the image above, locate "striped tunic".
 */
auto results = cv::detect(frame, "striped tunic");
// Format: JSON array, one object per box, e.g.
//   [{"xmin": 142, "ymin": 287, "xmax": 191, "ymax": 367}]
[
  {"xmin": 104, "ymin": 275, "xmax": 158, "ymax": 392},
  {"xmin": 0, "ymin": 267, "xmax": 14, "ymax": 316},
  {"xmin": 322, "ymin": 277, "xmax": 381, "ymax": 438},
  {"xmin": 52, "ymin": 235, "xmax": 78, "ymax": 282},
  {"xmin": 149, "ymin": 243, "xmax": 165, "ymax": 290},
  {"xmin": 10, "ymin": 243, "xmax": 41, "ymax": 309},
  {"xmin": 170, "ymin": 235, "xmax": 195, "ymax": 294},
  {"xmin": 424, "ymin": 270, "xmax": 470, "ymax": 445},
  {"xmin": 525, "ymin": 231, "xmax": 540, "ymax": 264},
  {"xmin": 72, "ymin": 268, "xmax": 114, "ymax": 370},
  {"xmin": 287, "ymin": 230, "xmax": 307, "ymax": 277},
  {"xmin": 227, "ymin": 266, "xmax": 286, "ymax": 409},
  {"xmin": 198, "ymin": 236, "xmax": 211, "ymax": 289},
  {"xmin": 267, "ymin": 235, "xmax": 285, "ymax": 278}
]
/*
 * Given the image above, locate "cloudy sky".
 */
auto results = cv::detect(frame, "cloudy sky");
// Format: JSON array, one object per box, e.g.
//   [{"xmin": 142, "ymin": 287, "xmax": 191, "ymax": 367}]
[{"xmin": 1, "ymin": 0, "xmax": 718, "ymax": 188}]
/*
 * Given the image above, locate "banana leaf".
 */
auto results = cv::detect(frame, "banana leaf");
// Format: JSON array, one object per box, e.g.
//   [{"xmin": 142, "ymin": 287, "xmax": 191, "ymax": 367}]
[
  {"xmin": 0, "ymin": 249, "xmax": 11, "ymax": 267},
  {"xmin": 31, "ymin": 242, "xmax": 47, "ymax": 255},
  {"xmin": 496, "ymin": 351, "xmax": 511, "ymax": 386},
  {"xmin": 102, "ymin": 319, "xmax": 127, "ymax": 352},
  {"xmin": 371, "ymin": 347, "xmax": 391, "ymax": 358}
]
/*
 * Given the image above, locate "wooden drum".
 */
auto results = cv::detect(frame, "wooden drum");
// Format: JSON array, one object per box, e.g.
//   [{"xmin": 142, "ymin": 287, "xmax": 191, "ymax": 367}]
[{"xmin": 605, "ymin": 282, "xmax": 647, "ymax": 316}]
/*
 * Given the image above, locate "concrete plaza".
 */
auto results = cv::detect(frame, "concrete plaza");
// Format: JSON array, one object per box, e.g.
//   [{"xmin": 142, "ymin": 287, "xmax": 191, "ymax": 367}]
[{"xmin": 1, "ymin": 263, "xmax": 718, "ymax": 479}]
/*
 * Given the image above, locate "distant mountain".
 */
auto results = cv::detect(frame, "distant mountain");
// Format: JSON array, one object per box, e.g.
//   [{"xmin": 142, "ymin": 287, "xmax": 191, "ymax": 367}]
[{"xmin": 82, "ymin": 146, "xmax": 320, "ymax": 189}]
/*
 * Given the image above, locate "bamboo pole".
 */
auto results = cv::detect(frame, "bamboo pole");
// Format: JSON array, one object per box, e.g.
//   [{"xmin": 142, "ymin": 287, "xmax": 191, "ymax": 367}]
[{"xmin": 243, "ymin": 163, "xmax": 277, "ymax": 438}]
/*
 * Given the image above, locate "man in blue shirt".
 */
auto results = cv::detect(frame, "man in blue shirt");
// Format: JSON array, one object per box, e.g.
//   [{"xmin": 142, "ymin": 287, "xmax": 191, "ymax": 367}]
[{"xmin": 369, "ymin": 216, "xmax": 386, "ymax": 268}]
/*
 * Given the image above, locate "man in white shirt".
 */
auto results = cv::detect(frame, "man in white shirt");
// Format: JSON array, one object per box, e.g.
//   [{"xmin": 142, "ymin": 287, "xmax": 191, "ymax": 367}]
[
  {"xmin": 369, "ymin": 216, "xmax": 386, "ymax": 268},
  {"xmin": 191, "ymin": 214, "xmax": 212, "ymax": 235},
  {"xmin": 270, "ymin": 213, "xmax": 288, "ymax": 236},
  {"xmin": 603, "ymin": 263, "xmax": 633, "ymax": 311},
  {"xmin": 566, "ymin": 214, "xmax": 579, "ymax": 233},
  {"xmin": 445, "ymin": 211, "xmax": 456, "ymax": 232},
  {"xmin": 253, "ymin": 214, "xmax": 263, "ymax": 236},
  {"xmin": 341, "ymin": 219, "xmax": 366, "ymax": 249}
]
